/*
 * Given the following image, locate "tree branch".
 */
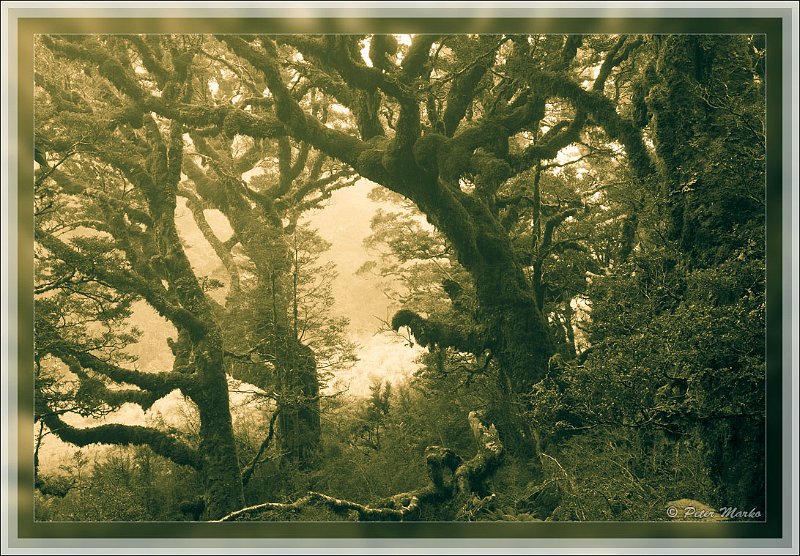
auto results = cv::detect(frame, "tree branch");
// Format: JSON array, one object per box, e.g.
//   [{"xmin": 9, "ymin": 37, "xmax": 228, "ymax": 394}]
[
  {"xmin": 402, "ymin": 35, "xmax": 439, "ymax": 79},
  {"xmin": 60, "ymin": 357, "xmax": 163, "ymax": 411},
  {"xmin": 37, "ymin": 231, "xmax": 208, "ymax": 337},
  {"xmin": 218, "ymin": 36, "xmax": 372, "ymax": 172},
  {"xmin": 391, "ymin": 309, "xmax": 485, "ymax": 355},
  {"xmin": 125, "ymin": 35, "xmax": 170, "ymax": 89},
  {"xmin": 440, "ymin": 39, "xmax": 500, "ymax": 137},
  {"xmin": 511, "ymin": 38, "xmax": 643, "ymax": 174},
  {"xmin": 527, "ymin": 70, "xmax": 655, "ymax": 181},
  {"xmin": 281, "ymin": 168, "xmax": 357, "ymax": 209},
  {"xmin": 554, "ymin": 35, "xmax": 583, "ymax": 71},
  {"xmin": 241, "ymin": 409, "xmax": 280, "ymax": 487},
  {"xmin": 281, "ymin": 35, "xmax": 414, "ymax": 102},
  {"xmin": 51, "ymin": 347, "xmax": 189, "ymax": 396},
  {"xmin": 40, "ymin": 412, "xmax": 201, "ymax": 469},
  {"xmin": 542, "ymin": 208, "xmax": 579, "ymax": 252},
  {"xmin": 43, "ymin": 36, "xmax": 146, "ymax": 102},
  {"xmin": 179, "ymin": 185, "xmax": 241, "ymax": 301},
  {"xmin": 216, "ymin": 490, "xmax": 418, "ymax": 522}
]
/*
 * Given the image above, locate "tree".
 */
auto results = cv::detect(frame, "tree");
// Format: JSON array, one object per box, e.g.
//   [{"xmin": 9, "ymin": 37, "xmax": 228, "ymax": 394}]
[
  {"xmin": 527, "ymin": 34, "xmax": 766, "ymax": 512},
  {"xmin": 35, "ymin": 33, "xmax": 362, "ymax": 519},
  {"xmin": 35, "ymin": 36, "xmax": 246, "ymax": 516},
  {"xmin": 179, "ymin": 126, "xmax": 356, "ymax": 468},
  {"xmin": 154, "ymin": 36, "xmax": 358, "ymax": 468},
  {"xmin": 34, "ymin": 31, "xmax": 766, "ymax": 521},
  {"xmin": 209, "ymin": 33, "xmax": 658, "ymax": 455}
]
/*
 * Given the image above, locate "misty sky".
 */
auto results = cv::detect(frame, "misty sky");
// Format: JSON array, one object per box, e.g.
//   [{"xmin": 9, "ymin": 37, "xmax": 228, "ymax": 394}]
[{"xmin": 302, "ymin": 179, "xmax": 425, "ymax": 396}]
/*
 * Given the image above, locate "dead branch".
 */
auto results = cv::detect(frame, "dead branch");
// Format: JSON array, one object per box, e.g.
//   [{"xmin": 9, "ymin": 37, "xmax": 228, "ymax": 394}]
[{"xmin": 215, "ymin": 411, "xmax": 504, "ymax": 522}]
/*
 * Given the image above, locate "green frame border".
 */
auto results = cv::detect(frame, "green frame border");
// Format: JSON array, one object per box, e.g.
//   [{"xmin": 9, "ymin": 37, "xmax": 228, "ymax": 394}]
[{"xmin": 7, "ymin": 9, "xmax": 793, "ymax": 549}]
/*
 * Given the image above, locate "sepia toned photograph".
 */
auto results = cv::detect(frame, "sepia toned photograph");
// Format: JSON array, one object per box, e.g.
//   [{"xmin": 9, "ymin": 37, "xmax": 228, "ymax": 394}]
[
  {"xmin": 31, "ymin": 28, "xmax": 768, "ymax": 523},
  {"xmin": 4, "ymin": 3, "xmax": 797, "ymax": 553}
]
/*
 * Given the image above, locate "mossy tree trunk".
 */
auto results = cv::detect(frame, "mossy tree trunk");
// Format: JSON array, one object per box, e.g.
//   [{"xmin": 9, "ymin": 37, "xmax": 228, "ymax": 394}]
[
  {"xmin": 273, "ymin": 338, "xmax": 321, "ymax": 467},
  {"xmin": 214, "ymin": 34, "xmax": 658, "ymax": 455},
  {"xmin": 35, "ymin": 37, "xmax": 246, "ymax": 518},
  {"xmin": 181, "ymin": 134, "xmax": 329, "ymax": 469},
  {"xmin": 642, "ymin": 35, "xmax": 766, "ymax": 509}
]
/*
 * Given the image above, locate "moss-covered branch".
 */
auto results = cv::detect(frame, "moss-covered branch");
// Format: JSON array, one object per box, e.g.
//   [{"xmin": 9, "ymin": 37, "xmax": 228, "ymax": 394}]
[
  {"xmin": 402, "ymin": 35, "xmax": 439, "ymax": 79},
  {"xmin": 527, "ymin": 70, "xmax": 655, "ymax": 182},
  {"xmin": 279, "ymin": 35, "xmax": 414, "ymax": 102},
  {"xmin": 40, "ymin": 412, "xmax": 201, "ymax": 469},
  {"xmin": 43, "ymin": 36, "xmax": 146, "ymax": 102},
  {"xmin": 125, "ymin": 35, "xmax": 171, "ymax": 89},
  {"xmin": 441, "ymin": 48, "xmax": 495, "ymax": 137},
  {"xmin": 511, "ymin": 37, "xmax": 640, "ymax": 174},
  {"xmin": 541, "ymin": 208, "xmax": 579, "ymax": 253},
  {"xmin": 511, "ymin": 116, "xmax": 586, "ymax": 173},
  {"xmin": 37, "ymin": 231, "xmax": 207, "ymax": 337},
  {"xmin": 59, "ymin": 357, "xmax": 163, "ymax": 411},
  {"xmin": 554, "ymin": 35, "xmax": 583, "ymax": 71},
  {"xmin": 391, "ymin": 309, "xmax": 485, "ymax": 355},
  {"xmin": 217, "ymin": 36, "xmax": 371, "ymax": 172},
  {"xmin": 50, "ymin": 345, "xmax": 190, "ymax": 395},
  {"xmin": 455, "ymin": 411, "xmax": 505, "ymax": 493},
  {"xmin": 217, "ymin": 490, "xmax": 418, "ymax": 522}
]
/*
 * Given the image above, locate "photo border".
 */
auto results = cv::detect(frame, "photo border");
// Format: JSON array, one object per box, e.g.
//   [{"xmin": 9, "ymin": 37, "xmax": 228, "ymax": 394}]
[{"xmin": 3, "ymin": 3, "xmax": 797, "ymax": 552}]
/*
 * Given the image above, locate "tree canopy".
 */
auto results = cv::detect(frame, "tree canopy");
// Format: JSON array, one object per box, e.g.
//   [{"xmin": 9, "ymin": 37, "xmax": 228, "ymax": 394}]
[{"xmin": 33, "ymin": 32, "xmax": 766, "ymax": 522}]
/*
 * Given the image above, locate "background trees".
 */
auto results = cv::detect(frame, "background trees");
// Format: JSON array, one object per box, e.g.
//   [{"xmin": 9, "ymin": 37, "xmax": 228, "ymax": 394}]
[
  {"xmin": 34, "ymin": 32, "xmax": 766, "ymax": 521},
  {"xmin": 34, "ymin": 34, "xmax": 355, "ymax": 516},
  {"xmin": 557, "ymin": 35, "xmax": 766, "ymax": 511},
  {"xmin": 35, "ymin": 35, "xmax": 248, "ymax": 518}
]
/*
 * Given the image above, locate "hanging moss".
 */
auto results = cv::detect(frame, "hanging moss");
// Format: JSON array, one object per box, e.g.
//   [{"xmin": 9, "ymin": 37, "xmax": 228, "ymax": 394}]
[{"xmin": 412, "ymin": 132, "xmax": 447, "ymax": 174}]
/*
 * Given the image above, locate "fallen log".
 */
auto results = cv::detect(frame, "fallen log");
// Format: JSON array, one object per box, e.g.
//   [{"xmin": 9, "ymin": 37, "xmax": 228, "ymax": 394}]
[{"xmin": 216, "ymin": 411, "xmax": 505, "ymax": 522}]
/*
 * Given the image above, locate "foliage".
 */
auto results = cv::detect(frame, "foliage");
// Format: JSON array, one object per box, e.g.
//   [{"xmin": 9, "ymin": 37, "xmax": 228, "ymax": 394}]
[
  {"xmin": 33, "ymin": 32, "xmax": 766, "ymax": 522},
  {"xmin": 290, "ymin": 224, "xmax": 359, "ymax": 375},
  {"xmin": 35, "ymin": 447, "xmax": 202, "ymax": 521}
]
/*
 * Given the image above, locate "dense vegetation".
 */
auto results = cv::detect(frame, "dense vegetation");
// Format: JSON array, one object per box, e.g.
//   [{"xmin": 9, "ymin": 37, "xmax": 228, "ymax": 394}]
[{"xmin": 33, "ymin": 33, "xmax": 765, "ymax": 521}]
